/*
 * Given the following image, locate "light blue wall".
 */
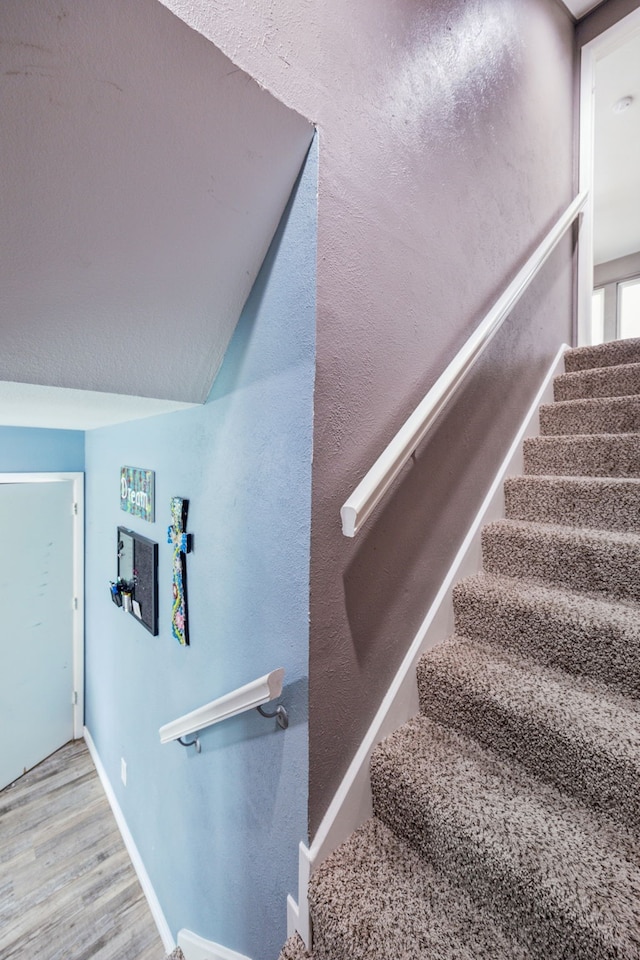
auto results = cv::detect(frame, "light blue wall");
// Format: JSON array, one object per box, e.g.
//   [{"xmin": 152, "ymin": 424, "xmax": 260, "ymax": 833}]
[
  {"xmin": 84, "ymin": 138, "xmax": 316, "ymax": 960},
  {"xmin": 0, "ymin": 426, "xmax": 84, "ymax": 472}
]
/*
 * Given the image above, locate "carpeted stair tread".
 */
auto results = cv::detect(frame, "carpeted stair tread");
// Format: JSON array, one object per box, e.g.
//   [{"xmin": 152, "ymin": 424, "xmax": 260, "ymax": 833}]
[
  {"xmin": 523, "ymin": 432, "xmax": 640, "ymax": 476},
  {"xmin": 554, "ymin": 361, "xmax": 640, "ymax": 401},
  {"xmin": 504, "ymin": 474, "xmax": 640, "ymax": 532},
  {"xmin": 416, "ymin": 635, "xmax": 640, "ymax": 823},
  {"xmin": 284, "ymin": 338, "xmax": 640, "ymax": 960},
  {"xmin": 453, "ymin": 572, "xmax": 640, "ymax": 697},
  {"xmin": 540, "ymin": 396, "xmax": 640, "ymax": 436},
  {"xmin": 482, "ymin": 518, "xmax": 640, "ymax": 601},
  {"xmin": 564, "ymin": 337, "xmax": 640, "ymax": 372},
  {"xmin": 539, "ymin": 394, "xmax": 640, "ymax": 436},
  {"xmin": 278, "ymin": 933, "xmax": 313, "ymax": 960},
  {"xmin": 307, "ymin": 816, "xmax": 535, "ymax": 960},
  {"xmin": 370, "ymin": 715, "xmax": 640, "ymax": 960}
]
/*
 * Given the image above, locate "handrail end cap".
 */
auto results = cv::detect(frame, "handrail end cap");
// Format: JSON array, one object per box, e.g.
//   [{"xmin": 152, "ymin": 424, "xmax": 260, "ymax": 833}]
[{"xmin": 340, "ymin": 504, "xmax": 357, "ymax": 538}]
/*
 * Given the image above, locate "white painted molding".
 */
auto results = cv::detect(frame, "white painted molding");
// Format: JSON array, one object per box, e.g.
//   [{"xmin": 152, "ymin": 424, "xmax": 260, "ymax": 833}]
[
  {"xmin": 178, "ymin": 928, "xmax": 252, "ymax": 960},
  {"xmin": 71, "ymin": 474, "xmax": 85, "ymax": 740},
  {"xmin": 83, "ymin": 726, "xmax": 175, "ymax": 953},
  {"xmin": 286, "ymin": 894, "xmax": 299, "ymax": 941},
  {"xmin": 159, "ymin": 669, "xmax": 285, "ymax": 744},
  {"xmin": 0, "ymin": 472, "xmax": 84, "ymax": 739},
  {"xmin": 294, "ymin": 343, "xmax": 569, "ymax": 948},
  {"xmin": 578, "ymin": 41, "xmax": 595, "ymax": 347},
  {"xmin": 340, "ymin": 194, "xmax": 586, "ymax": 537}
]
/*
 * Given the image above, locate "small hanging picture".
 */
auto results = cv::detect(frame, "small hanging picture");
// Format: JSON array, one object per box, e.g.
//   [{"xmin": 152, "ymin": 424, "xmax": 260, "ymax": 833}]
[
  {"xmin": 120, "ymin": 466, "xmax": 155, "ymax": 523},
  {"xmin": 168, "ymin": 497, "xmax": 192, "ymax": 646}
]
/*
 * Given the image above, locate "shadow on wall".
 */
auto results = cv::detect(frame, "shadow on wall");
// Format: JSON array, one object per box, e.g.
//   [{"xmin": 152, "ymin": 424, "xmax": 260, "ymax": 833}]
[
  {"xmin": 206, "ymin": 141, "xmax": 317, "ymax": 405},
  {"xmin": 342, "ymin": 238, "xmax": 572, "ymax": 671},
  {"xmin": 178, "ymin": 676, "xmax": 309, "ymax": 757}
]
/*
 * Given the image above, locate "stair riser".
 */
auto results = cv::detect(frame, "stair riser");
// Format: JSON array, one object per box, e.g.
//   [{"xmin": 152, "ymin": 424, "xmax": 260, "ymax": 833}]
[
  {"xmin": 554, "ymin": 365, "xmax": 640, "ymax": 402},
  {"xmin": 452, "ymin": 580, "xmax": 640, "ymax": 699},
  {"xmin": 307, "ymin": 915, "xmax": 348, "ymax": 960},
  {"xmin": 539, "ymin": 398, "xmax": 640, "ymax": 437},
  {"xmin": 564, "ymin": 339, "xmax": 640, "ymax": 373},
  {"xmin": 482, "ymin": 527, "xmax": 640, "ymax": 602},
  {"xmin": 504, "ymin": 477, "xmax": 640, "ymax": 534},
  {"xmin": 370, "ymin": 753, "xmax": 617, "ymax": 960},
  {"xmin": 416, "ymin": 662, "xmax": 640, "ymax": 827},
  {"xmin": 524, "ymin": 435, "xmax": 640, "ymax": 477}
]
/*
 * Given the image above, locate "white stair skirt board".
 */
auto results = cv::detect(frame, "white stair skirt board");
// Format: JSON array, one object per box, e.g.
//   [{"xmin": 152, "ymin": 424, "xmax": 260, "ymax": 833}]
[
  {"xmin": 289, "ymin": 342, "xmax": 569, "ymax": 949},
  {"xmin": 178, "ymin": 929, "xmax": 252, "ymax": 960},
  {"xmin": 83, "ymin": 727, "xmax": 175, "ymax": 953}
]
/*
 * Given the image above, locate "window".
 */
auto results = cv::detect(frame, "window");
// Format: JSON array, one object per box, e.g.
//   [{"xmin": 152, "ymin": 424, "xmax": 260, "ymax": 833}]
[
  {"xmin": 591, "ymin": 288, "xmax": 605, "ymax": 344},
  {"xmin": 619, "ymin": 277, "xmax": 640, "ymax": 340}
]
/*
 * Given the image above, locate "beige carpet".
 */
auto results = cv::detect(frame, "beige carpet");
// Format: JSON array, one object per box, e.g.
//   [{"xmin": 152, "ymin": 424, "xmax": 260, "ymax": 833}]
[{"xmin": 279, "ymin": 338, "xmax": 640, "ymax": 959}]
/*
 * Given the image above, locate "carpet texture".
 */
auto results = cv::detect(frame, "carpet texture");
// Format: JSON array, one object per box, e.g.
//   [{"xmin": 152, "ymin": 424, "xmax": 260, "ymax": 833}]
[{"xmin": 278, "ymin": 337, "xmax": 640, "ymax": 960}]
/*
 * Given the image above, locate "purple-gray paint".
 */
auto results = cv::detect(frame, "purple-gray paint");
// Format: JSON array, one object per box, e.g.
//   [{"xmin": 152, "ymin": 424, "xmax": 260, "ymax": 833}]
[{"xmin": 163, "ymin": 0, "xmax": 576, "ymax": 834}]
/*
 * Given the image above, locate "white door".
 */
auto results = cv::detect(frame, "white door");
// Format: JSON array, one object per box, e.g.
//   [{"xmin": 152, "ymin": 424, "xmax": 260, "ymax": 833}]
[{"xmin": 0, "ymin": 480, "xmax": 75, "ymax": 789}]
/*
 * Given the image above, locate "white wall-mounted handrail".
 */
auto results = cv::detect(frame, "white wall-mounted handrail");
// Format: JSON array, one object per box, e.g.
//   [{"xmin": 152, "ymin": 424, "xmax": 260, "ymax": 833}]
[
  {"xmin": 159, "ymin": 668, "xmax": 285, "ymax": 745},
  {"xmin": 340, "ymin": 191, "xmax": 589, "ymax": 538}
]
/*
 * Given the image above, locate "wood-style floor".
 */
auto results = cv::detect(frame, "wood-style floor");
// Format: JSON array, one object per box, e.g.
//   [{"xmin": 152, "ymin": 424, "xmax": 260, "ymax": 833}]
[{"xmin": 0, "ymin": 739, "xmax": 165, "ymax": 960}]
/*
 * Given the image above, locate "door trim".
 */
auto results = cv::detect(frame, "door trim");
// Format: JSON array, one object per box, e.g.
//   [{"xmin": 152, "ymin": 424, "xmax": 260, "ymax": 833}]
[
  {"xmin": 0, "ymin": 472, "xmax": 84, "ymax": 739},
  {"xmin": 578, "ymin": 6, "xmax": 640, "ymax": 345}
]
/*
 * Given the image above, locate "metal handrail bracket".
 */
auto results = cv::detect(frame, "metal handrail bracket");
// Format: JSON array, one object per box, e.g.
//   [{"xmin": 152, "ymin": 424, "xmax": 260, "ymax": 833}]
[
  {"xmin": 159, "ymin": 667, "xmax": 286, "ymax": 745},
  {"xmin": 340, "ymin": 191, "xmax": 588, "ymax": 538}
]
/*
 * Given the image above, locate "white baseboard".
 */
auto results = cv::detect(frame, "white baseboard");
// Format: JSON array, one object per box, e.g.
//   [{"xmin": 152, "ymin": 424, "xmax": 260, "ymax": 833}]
[
  {"xmin": 177, "ymin": 928, "xmax": 252, "ymax": 960},
  {"xmin": 291, "ymin": 343, "xmax": 568, "ymax": 949},
  {"xmin": 83, "ymin": 726, "xmax": 175, "ymax": 953}
]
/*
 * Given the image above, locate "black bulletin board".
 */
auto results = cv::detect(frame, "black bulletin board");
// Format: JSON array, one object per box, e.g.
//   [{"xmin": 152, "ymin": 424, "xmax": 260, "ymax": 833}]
[{"xmin": 117, "ymin": 526, "xmax": 158, "ymax": 635}]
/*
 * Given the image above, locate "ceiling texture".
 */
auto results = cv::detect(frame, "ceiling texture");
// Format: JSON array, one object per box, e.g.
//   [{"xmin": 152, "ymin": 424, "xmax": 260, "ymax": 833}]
[
  {"xmin": 564, "ymin": 0, "xmax": 607, "ymax": 16},
  {"xmin": 0, "ymin": 0, "xmax": 633, "ymax": 427},
  {"xmin": 0, "ymin": 0, "xmax": 313, "ymax": 428}
]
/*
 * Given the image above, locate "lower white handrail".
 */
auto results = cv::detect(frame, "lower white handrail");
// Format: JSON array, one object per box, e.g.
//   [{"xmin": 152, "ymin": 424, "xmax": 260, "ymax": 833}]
[
  {"xmin": 159, "ymin": 668, "xmax": 285, "ymax": 744},
  {"xmin": 340, "ymin": 191, "xmax": 588, "ymax": 537}
]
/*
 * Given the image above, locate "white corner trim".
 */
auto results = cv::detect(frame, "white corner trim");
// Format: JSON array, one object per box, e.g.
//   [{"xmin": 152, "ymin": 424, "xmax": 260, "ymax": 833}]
[
  {"xmin": 286, "ymin": 895, "xmax": 299, "ymax": 941},
  {"xmin": 293, "ymin": 343, "xmax": 569, "ymax": 945},
  {"xmin": 293, "ymin": 842, "xmax": 312, "ymax": 948},
  {"xmin": 177, "ymin": 928, "xmax": 252, "ymax": 960},
  {"xmin": 71, "ymin": 474, "xmax": 85, "ymax": 740},
  {"xmin": 83, "ymin": 727, "xmax": 175, "ymax": 953}
]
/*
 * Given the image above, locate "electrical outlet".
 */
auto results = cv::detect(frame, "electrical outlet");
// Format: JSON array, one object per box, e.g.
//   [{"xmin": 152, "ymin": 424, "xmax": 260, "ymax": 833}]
[{"xmin": 121, "ymin": 758, "xmax": 127, "ymax": 786}]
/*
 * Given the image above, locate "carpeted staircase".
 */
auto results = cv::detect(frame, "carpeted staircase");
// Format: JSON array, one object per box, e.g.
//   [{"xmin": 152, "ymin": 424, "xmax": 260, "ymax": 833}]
[{"xmin": 279, "ymin": 338, "xmax": 640, "ymax": 960}]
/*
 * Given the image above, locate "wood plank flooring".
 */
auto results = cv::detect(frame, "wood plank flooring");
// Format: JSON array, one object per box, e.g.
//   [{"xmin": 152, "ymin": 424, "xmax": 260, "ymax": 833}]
[{"xmin": 0, "ymin": 739, "xmax": 166, "ymax": 960}]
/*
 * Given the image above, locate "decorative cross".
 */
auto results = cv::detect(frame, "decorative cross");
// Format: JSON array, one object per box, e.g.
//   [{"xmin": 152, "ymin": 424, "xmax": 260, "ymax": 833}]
[{"xmin": 167, "ymin": 497, "xmax": 192, "ymax": 646}]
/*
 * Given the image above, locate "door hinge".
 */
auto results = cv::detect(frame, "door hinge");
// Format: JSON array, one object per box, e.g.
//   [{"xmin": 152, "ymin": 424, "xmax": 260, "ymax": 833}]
[
  {"xmin": 73, "ymin": 502, "xmax": 78, "ymax": 515},
  {"xmin": 73, "ymin": 597, "xmax": 78, "ymax": 611},
  {"xmin": 72, "ymin": 691, "xmax": 78, "ymax": 706}
]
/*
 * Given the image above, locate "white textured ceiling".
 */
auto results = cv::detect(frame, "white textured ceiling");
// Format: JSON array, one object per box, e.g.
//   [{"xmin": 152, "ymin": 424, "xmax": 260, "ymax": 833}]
[
  {"xmin": 593, "ymin": 31, "xmax": 640, "ymax": 265},
  {"xmin": 563, "ymin": 0, "xmax": 605, "ymax": 17},
  {"xmin": 0, "ymin": 382, "xmax": 195, "ymax": 431},
  {"xmin": 0, "ymin": 0, "xmax": 313, "ymax": 424}
]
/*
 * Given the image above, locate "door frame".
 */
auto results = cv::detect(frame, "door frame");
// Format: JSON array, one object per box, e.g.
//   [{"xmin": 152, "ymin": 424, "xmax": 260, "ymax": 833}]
[
  {"xmin": 578, "ymin": 5, "xmax": 640, "ymax": 345},
  {"xmin": 0, "ymin": 472, "xmax": 84, "ymax": 739}
]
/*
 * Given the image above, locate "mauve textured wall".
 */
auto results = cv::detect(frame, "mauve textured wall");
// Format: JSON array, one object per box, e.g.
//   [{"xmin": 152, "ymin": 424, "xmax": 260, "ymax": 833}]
[{"xmin": 161, "ymin": 0, "xmax": 576, "ymax": 833}]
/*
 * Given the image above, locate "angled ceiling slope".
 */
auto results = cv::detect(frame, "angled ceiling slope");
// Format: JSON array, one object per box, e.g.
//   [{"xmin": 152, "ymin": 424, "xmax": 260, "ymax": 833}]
[
  {"xmin": 563, "ymin": 0, "xmax": 606, "ymax": 18},
  {"xmin": 0, "ymin": 0, "xmax": 313, "ymax": 408}
]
